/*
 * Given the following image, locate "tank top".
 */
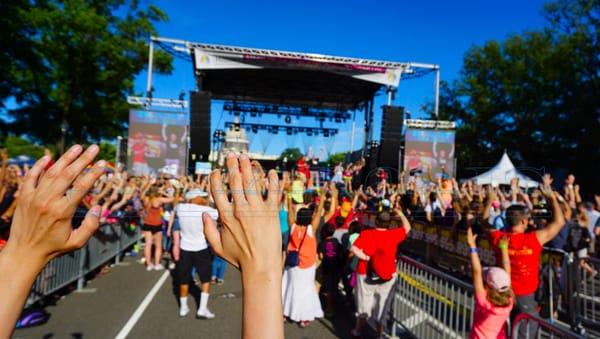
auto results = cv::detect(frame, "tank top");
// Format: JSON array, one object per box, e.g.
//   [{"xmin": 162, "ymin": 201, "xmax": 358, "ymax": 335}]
[
  {"xmin": 287, "ymin": 224, "xmax": 317, "ymax": 268},
  {"xmin": 145, "ymin": 205, "xmax": 163, "ymax": 226}
]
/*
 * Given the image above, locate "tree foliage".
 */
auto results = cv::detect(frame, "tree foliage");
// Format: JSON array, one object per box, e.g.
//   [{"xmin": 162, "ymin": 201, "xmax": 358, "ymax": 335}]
[
  {"xmin": 426, "ymin": 0, "xmax": 600, "ymax": 193},
  {"xmin": 1, "ymin": 0, "xmax": 172, "ymax": 145},
  {"xmin": 279, "ymin": 148, "xmax": 303, "ymax": 163},
  {"xmin": 327, "ymin": 152, "xmax": 346, "ymax": 168}
]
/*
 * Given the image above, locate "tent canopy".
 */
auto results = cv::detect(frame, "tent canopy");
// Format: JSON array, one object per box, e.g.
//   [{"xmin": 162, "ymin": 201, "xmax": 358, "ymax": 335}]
[{"xmin": 469, "ymin": 152, "xmax": 539, "ymax": 188}]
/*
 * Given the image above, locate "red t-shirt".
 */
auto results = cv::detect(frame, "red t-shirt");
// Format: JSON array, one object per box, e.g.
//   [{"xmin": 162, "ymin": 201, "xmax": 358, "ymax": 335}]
[
  {"xmin": 353, "ymin": 227, "xmax": 407, "ymax": 279},
  {"xmin": 490, "ymin": 231, "xmax": 542, "ymax": 296}
]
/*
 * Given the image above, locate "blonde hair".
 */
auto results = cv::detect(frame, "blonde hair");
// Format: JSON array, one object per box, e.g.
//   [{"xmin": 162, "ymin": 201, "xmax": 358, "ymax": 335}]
[{"xmin": 486, "ymin": 285, "xmax": 513, "ymax": 307}]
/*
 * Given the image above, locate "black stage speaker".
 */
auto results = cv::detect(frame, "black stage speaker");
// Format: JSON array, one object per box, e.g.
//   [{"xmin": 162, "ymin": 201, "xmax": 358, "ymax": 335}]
[
  {"xmin": 189, "ymin": 91, "xmax": 211, "ymax": 163},
  {"xmin": 378, "ymin": 105, "xmax": 404, "ymax": 180}
]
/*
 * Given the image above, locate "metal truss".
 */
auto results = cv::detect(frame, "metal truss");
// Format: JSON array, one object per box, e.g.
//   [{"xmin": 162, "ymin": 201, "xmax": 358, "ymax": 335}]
[
  {"xmin": 150, "ymin": 36, "xmax": 439, "ymax": 79},
  {"xmin": 224, "ymin": 122, "xmax": 338, "ymax": 136},
  {"xmin": 223, "ymin": 101, "xmax": 351, "ymax": 121}
]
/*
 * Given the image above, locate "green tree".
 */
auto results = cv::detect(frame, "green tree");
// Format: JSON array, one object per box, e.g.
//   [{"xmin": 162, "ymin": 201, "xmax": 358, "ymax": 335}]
[
  {"xmin": 424, "ymin": 0, "xmax": 599, "ymax": 193},
  {"xmin": 327, "ymin": 152, "xmax": 346, "ymax": 168},
  {"xmin": 1, "ymin": 135, "xmax": 47, "ymax": 158},
  {"xmin": 279, "ymin": 148, "xmax": 303, "ymax": 163},
  {"xmin": 1, "ymin": 0, "xmax": 172, "ymax": 146},
  {"xmin": 98, "ymin": 141, "xmax": 116, "ymax": 163}
]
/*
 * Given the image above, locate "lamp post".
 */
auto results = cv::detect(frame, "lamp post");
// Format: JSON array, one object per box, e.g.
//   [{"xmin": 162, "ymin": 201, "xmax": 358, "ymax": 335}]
[{"xmin": 60, "ymin": 120, "xmax": 69, "ymax": 155}]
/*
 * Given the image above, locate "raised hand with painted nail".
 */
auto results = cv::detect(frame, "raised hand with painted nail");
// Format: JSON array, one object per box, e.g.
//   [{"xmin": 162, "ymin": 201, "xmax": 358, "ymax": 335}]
[{"xmin": 0, "ymin": 145, "xmax": 106, "ymax": 338}]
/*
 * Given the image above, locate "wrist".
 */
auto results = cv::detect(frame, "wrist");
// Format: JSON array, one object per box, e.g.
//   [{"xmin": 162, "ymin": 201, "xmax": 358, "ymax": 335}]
[{"xmin": 468, "ymin": 247, "xmax": 478, "ymax": 254}]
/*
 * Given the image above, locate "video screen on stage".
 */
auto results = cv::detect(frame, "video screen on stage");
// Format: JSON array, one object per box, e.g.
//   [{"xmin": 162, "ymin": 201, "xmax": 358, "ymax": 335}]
[
  {"xmin": 404, "ymin": 128, "xmax": 455, "ymax": 178},
  {"xmin": 127, "ymin": 109, "xmax": 189, "ymax": 177}
]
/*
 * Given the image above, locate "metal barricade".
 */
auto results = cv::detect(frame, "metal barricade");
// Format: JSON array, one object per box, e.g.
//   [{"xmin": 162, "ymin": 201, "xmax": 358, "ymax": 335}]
[
  {"xmin": 26, "ymin": 249, "xmax": 84, "ymax": 305},
  {"xmin": 572, "ymin": 256, "xmax": 600, "ymax": 336},
  {"xmin": 25, "ymin": 222, "xmax": 141, "ymax": 307},
  {"xmin": 390, "ymin": 255, "xmax": 474, "ymax": 338},
  {"xmin": 512, "ymin": 313, "xmax": 584, "ymax": 339}
]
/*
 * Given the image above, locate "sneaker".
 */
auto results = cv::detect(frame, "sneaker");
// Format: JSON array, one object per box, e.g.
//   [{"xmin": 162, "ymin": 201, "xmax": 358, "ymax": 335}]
[
  {"xmin": 196, "ymin": 308, "xmax": 215, "ymax": 319},
  {"xmin": 168, "ymin": 262, "xmax": 176, "ymax": 270},
  {"xmin": 154, "ymin": 264, "xmax": 164, "ymax": 271},
  {"xmin": 217, "ymin": 279, "xmax": 224, "ymax": 285},
  {"xmin": 179, "ymin": 303, "xmax": 190, "ymax": 317},
  {"xmin": 146, "ymin": 264, "xmax": 154, "ymax": 271}
]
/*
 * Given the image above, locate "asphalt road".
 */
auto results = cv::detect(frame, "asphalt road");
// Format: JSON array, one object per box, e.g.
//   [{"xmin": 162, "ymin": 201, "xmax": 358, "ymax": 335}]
[{"xmin": 13, "ymin": 256, "xmax": 357, "ymax": 339}]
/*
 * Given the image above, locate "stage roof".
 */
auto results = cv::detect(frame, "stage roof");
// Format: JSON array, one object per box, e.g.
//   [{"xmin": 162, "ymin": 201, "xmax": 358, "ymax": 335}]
[{"xmin": 153, "ymin": 37, "xmax": 439, "ymax": 110}]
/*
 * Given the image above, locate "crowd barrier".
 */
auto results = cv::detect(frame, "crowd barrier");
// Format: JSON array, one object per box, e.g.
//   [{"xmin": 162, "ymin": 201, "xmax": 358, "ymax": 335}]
[
  {"xmin": 572, "ymin": 257, "xmax": 600, "ymax": 336},
  {"xmin": 389, "ymin": 255, "xmax": 583, "ymax": 339},
  {"xmin": 512, "ymin": 313, "xmax": 584, "ymax": 339},
  {"xmin": 390, "ymin": 255, "xmax": 473, "ymax": 338},
  {"xmin": 26, "ymin": 222, "xmax": 141, "ymax": 306},
  {"xmin": 398, "ymin": 221, "xmax": 594, "ymax": 336}
]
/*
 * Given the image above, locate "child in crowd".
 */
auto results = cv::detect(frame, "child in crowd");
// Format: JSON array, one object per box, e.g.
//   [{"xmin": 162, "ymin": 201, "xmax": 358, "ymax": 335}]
[
  {"xmin": 467, "ymin": 227, "xmax": 513, "ymax": 339},
  {"xmin": 318, "ymin": 223, "xmax": 342, "ymax": 316}
]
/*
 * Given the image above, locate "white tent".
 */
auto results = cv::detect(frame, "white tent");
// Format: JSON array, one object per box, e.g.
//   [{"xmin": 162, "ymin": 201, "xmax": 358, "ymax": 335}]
[{"xmin": 469, "ymin": 152, "xmax": 539, "ymax": 188}]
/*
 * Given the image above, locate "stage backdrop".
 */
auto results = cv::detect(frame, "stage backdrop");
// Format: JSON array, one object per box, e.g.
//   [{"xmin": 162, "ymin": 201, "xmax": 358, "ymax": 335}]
[
  {"xmin": 404, "ymin": 128, "xmax": 455, "ymax": 178},
  {"xmin": 127, "ymin": 109, "xmax": 189, "ymax": 177}
]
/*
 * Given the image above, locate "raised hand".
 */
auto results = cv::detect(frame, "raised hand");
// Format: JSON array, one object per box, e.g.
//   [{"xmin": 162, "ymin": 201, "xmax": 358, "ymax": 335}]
[
  {"xmin": 203, "ymin": 152, "xmax": 283, "ymax": 339},
  {"xmin": 204, "ymin": 152, "xmax": 281, "ymax": 272},
  {"xmin": 6, "ymin": 145, "xmax": 105, "ymax": 262},
  {"xmin": 540, "ymin": 174, "xmax": 555, "ymax": 199}
]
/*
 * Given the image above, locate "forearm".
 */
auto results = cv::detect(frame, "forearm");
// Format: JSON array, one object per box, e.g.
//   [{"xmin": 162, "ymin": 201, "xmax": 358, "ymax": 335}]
[
  {"xmin": 241, "ymin": 270, "xmax": 283, "ymax": 339},
  {"xmin": 350, "ymin": 246, "xmax": 370, "ymax": 261},
  {"xmin": 0, "ymin": 245, "xmax": 46, "ymax": 338},
  {"xmin": 500, "ymin": 249, "xmax": 511, "ymax": 277},
  {"xmin": 469, "ymin": 252, "xmax": 482, "ymax": 276}
]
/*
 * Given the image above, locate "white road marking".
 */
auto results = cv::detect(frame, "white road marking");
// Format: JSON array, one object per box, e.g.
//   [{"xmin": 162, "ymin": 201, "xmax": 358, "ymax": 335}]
[{"xmin": 114, "ymin": 271, "xmax": 170, "ymax": 339}]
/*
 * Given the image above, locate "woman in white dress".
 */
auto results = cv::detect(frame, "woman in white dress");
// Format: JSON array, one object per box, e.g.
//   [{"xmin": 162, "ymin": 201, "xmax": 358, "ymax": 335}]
[{"xmin": 282, "ymin": 195, "xmax": 325, "ymax": 327}]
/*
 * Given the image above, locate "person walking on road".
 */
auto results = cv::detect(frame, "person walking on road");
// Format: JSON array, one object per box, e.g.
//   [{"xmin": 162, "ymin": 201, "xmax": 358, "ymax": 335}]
[{"xmin": 170, "ymin": 188, "xmax": 219, "ymax": 319}]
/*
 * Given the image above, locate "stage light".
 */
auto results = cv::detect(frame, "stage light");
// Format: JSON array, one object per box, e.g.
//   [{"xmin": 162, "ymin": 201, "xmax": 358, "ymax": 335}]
[
  {"xmin": 323, "ymin": 130, "xmax": 329, "ymax": 137},
  {"xmin": 285, "ymin": 115, "xmax": 292, "ymax": 124},
  {"xmin": 286, "ymin": 127, "xmax": 293, "ymax": 135},
  {"xmin": 307, "ymin": 129, "xmax": 313, "ymax": 136},
  {"xmin": 251, "ymin": 125, "xmax": 258, "ymax": 133}
]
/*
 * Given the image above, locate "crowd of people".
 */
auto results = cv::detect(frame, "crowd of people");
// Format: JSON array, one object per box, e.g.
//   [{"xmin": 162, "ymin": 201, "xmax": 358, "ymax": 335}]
[{"xmin": 0, "ymin": 145, "xmax": 599, "ymax": 339}]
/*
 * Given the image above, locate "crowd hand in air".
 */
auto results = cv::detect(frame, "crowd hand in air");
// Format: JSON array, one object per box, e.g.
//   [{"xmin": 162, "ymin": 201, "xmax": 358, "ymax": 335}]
[
  {"xmin": 202, "ymin": 152, "xmax": 283, "ymax": 339},
  {"xmin": 0, "ymin": 145, "xmax": 105, "ymax": 338}
]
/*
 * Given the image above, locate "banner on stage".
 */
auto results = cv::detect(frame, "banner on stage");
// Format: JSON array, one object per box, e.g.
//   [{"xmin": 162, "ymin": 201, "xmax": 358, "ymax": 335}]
[{"xmin": 127, "ymin": 109, "xmax": 189, "ymax": 177}]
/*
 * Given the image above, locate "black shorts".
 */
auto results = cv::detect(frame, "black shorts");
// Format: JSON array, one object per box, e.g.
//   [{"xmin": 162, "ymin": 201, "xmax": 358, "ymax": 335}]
[
  {"xmin": 177, "ymin": 248, "xmax": 212, "ymax": 284},
  {"xmin": 142, "ymin": 224, "xmax": 162, "ymax": 234}
]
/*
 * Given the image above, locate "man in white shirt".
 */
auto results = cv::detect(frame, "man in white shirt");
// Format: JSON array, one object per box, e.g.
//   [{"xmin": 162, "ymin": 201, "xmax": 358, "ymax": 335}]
[{"xmin": 170, "ymin": 189, "xmax": 219, "ymax": 319}]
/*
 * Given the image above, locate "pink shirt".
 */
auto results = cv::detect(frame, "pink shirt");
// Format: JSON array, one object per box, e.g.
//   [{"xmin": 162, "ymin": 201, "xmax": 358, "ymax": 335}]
[{"xmin": 470, "ymin": 290, "xmax": 513, "ymax": 339}]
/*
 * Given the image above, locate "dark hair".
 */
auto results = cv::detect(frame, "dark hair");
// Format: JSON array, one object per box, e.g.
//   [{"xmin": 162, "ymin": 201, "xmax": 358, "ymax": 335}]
[
  {"xmin": 323, "ymin": 200, "xmax": 331, "ymax": 211},
  {"xmin": 376, "ymin": 211, "xmax": 392, "ymax": 229},
  {"xmin": 320, "ymin": 223, "xmax": 335, "ymax": 239},
  {"xmin": 505, "ymin": 205, "xmax": 530, "ymax": 227},
  {"xmin": 429, "ymin": 192, "xmax": 438, "ymax": 202},
  {"xmin": 348, "ymin": 221, "xmax": 364, "ymax": 234},
  {"xmin": 296, "ymin": 208, "xmax": 313, "ymax": 226},
  {"xmin": 334, "ymin": 216, "xmax": 346, "ymax": 228}
]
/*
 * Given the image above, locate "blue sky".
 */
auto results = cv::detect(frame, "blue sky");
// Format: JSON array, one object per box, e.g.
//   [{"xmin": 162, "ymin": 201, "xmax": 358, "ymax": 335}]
[{"xmin": 137, "ymin": 0, "xmax": 548, "ymax": 157}]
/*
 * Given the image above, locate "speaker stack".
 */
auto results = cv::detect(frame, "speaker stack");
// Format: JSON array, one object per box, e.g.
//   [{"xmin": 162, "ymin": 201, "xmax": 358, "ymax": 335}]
[
  {"xmin": 189, "ymin": 91, "xmax": 212, "ymax": 163},
  {"xmin": 378, "ymin": 105, "xmax": 404, "ymax": 181}
]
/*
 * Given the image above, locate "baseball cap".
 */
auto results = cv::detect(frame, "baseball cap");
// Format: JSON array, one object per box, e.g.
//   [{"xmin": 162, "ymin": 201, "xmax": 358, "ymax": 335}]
[
  {"xmin": 483, "ymin": 267, "xmax": 510, "ymax": 292},
  {"xmin": 185, "ymin": 189, "xmax": 208, "ymax": 200}
]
